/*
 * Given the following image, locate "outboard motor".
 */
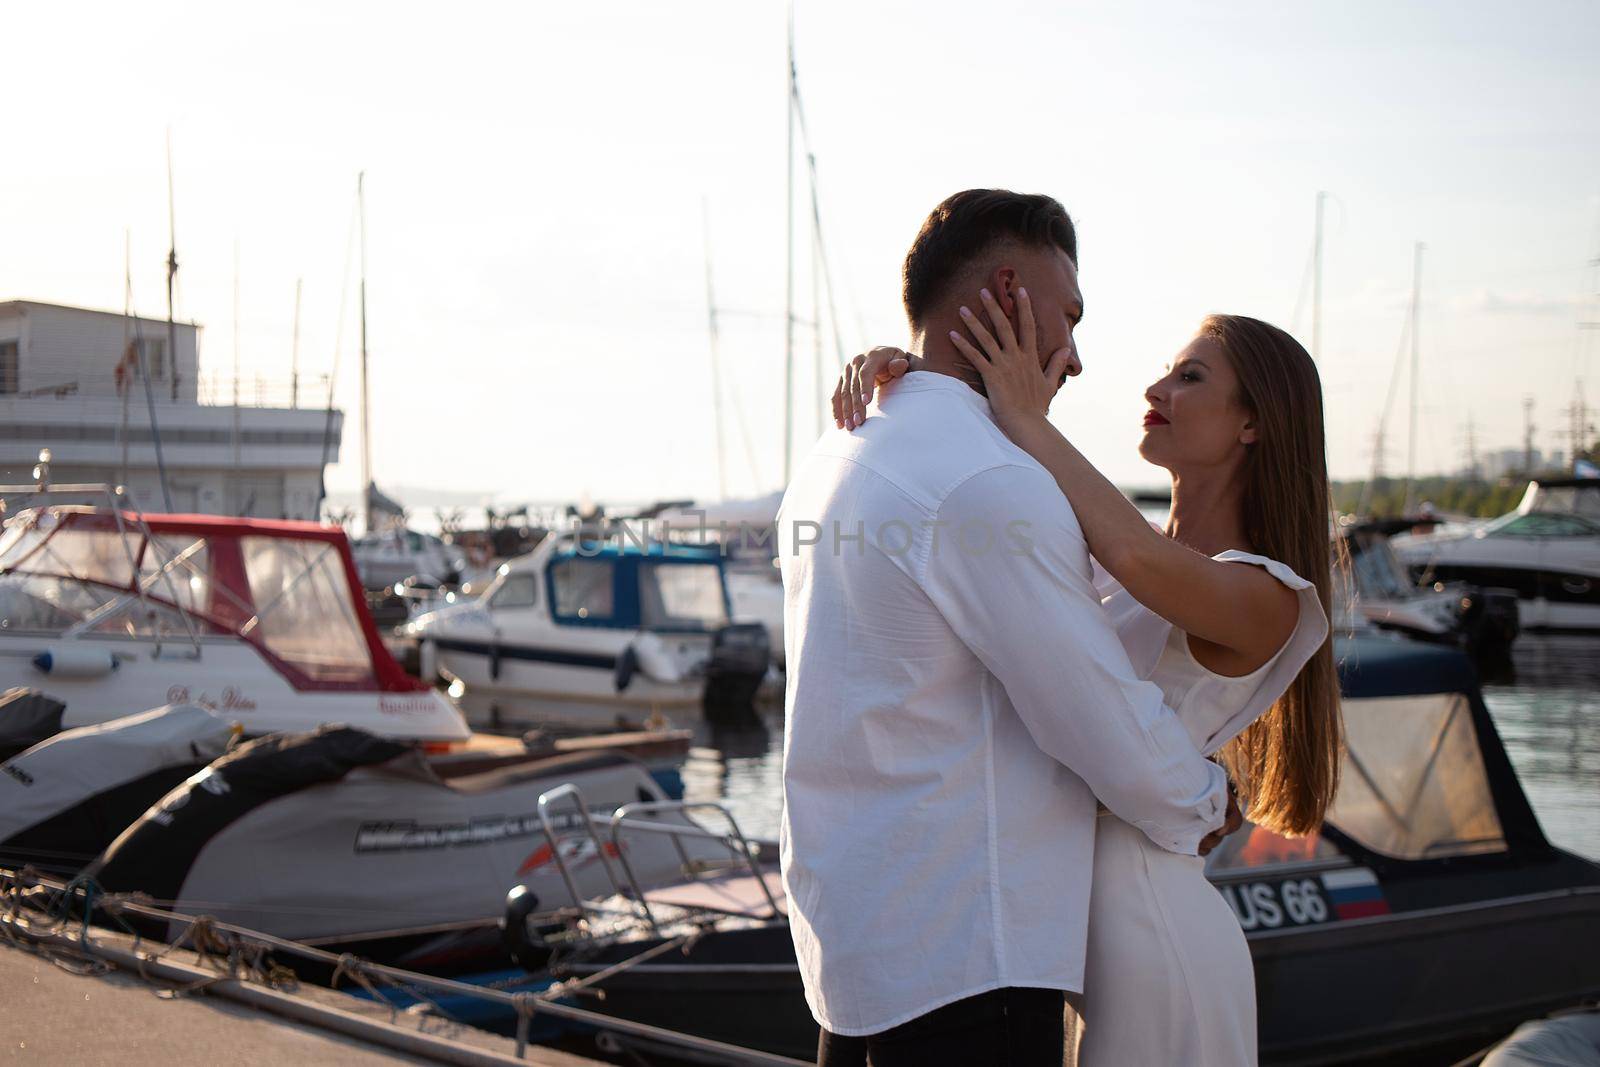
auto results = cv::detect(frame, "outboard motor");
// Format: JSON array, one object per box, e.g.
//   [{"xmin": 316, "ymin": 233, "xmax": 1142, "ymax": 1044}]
[
  {"xmin": 703, "ymin": 622, "xmax": 769, "ymax": 725},
  {"xmin": 1459, "ymin": 586, "xmax": 1521, "ymax": 667}
]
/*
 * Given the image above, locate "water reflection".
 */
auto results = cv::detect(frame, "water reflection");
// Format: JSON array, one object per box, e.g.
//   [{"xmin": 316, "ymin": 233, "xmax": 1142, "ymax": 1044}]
[
  {"xmin": 682, "ymin": 712, "xmax": 784, "ymax": 841},
  {"xmin": 1480, "ymin": 634, "xmax": 1600, "ymax": 861}
]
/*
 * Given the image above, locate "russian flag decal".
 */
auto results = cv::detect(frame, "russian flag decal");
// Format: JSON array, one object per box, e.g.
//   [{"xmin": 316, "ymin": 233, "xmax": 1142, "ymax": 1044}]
[{"xmin": 1321, "ymin": 867, "xmax": 1390, "ymax": 920}]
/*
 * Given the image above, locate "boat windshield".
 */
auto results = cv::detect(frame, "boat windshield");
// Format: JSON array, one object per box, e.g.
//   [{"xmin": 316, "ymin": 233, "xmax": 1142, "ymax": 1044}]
[
  {"xmin": 1522, "ymin": 481, "xmax": 1600, "ymax": 520},
  {"xmin": 1207, "ymin": 690, "xmax": 1506, "ymax": 872},
  {"xmin": 1349, "ymin": 533, "xmax": 1415, "ymax": 600},
  {"xmin": 238, "ymin": 536, "xmax": 378, "ymax": 685},
  {"xmin": 0, "ymin": 508, "xmax": 409, "ymax": 692},
  {"xmin": 0, "ymin": 516, "xmax": 242, "ymax": 638},
  {"xmin": 640, "ymin": 560, "xmax": 728, "ymax": 630}
]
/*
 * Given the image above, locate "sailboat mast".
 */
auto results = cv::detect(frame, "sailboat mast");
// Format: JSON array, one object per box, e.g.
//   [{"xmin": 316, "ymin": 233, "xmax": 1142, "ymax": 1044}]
[
  {"xmin": 358, "ymin": 171, "xmax": 372, "ymax": 534},
  {"xmin": 1403, "ymin": 241, "xmax": 1423, "ymax": 514},
  {"xmin": 703, "ymin": 201, "xmax": 729, "ymax": 500},
  {"xmin": 232, "ymin": 240, "xmax": 242, "ymax": 473},
  {"xmin": 166, "ymin": 129, "xmax": 180, "ymax": 401},
  {"xmin": 291, "ymin": 277, "xmax": 302, "ymax": 409},
  {"xmin": 782, "ymin": 7, "xmax": 796, "ymax": 488},
  {"xmin": 1312, "ymin": 191, "xmax": 1325, "ymax": 362},
  {"xmin": 121, "ymin": 231, "xmax": 133, "ymax": 486}
]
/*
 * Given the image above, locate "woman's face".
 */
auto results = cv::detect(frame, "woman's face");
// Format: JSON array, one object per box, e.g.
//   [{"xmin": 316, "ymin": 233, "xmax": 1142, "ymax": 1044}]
[{"xmin": 1138, "ymin": 335, "xmax": 1257, "ymax": 472}]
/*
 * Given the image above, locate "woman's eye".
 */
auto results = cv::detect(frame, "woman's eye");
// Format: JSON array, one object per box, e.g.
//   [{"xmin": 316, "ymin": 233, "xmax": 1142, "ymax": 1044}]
[{"xmin": 1180, "ymin": 372, "xmax": 1200, "ymax": 383}]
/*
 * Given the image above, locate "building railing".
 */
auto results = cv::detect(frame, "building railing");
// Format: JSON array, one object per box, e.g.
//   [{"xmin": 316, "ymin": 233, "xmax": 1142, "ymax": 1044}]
[{"xmin": 196, "ymin": 373, "xmax": 334, "ymax": 410}]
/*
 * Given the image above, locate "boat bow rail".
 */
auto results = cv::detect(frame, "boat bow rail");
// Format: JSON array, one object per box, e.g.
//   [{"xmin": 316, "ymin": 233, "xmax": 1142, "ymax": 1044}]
[{"xmin": 532, "ymin": 785, "xmax": 776, "ymax": 937}]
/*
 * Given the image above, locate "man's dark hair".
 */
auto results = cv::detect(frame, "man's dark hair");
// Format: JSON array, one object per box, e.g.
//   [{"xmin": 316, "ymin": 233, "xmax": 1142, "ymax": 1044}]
[{"xmin": 901, "ymin": 189, "xmax": 1077, "ymax": 327}]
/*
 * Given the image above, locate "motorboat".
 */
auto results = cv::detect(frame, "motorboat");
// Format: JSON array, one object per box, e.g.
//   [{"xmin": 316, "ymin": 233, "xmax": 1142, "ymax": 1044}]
[
  {"xmin": 653, "ymin": 493, "xmax": 788, "ymax": 668},
  {"xmin": 401, "ymin": 534, "xmax": 769, "ymax": 732},
  {"xmin": 1341, "ymin": 520, "xmax": 1519, "ymax": 661},
  {"xmin": 1206, "ymin": 633, "xmax": 1600, "ymax": 1064},
  {"xmin": 1457, "ymin": 1006, "xmax": 1600, "ymax": 1066},
  {"xmin": 350, "ymin": 526, "xmax": 465, "ymax": 591},
  {"xmin": 0, "ymin": 501, "xmax": 468, "ymax": 742},
  {"xmin": 0, "ymin": 703, "xmax": 234, "ymax": 875},
  {"xmin": 499, "ymin": 634, "xmax": 1600, "ymax": 1064},
  {"xmin": 85, "ymin": 727, "xmax": 693, "ymax": 972},
  {"xmin": 1391, "ymin": 477, "xmax": 1600, "ymax": 632}
]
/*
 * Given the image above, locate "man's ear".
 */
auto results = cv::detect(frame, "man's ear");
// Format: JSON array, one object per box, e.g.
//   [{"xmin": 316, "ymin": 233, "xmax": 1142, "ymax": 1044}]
[{"xmin": 990, "ymin": 266, "xmax": 1021, "ymax": 319}]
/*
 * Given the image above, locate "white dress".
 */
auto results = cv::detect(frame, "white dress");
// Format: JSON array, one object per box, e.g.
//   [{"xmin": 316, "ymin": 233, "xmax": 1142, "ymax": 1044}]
[{"xmin": 1075, "ymin": 550, "xmax": 1329, "ymax": 1067}]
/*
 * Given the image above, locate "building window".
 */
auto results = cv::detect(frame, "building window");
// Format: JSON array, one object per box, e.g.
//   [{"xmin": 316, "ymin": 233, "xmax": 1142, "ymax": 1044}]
[
  {"xmin": 0, "ymin": 341, "xmax": 16, "ymax": 394},
  {"xmin": 138, "ymin": 338, "xmax": 166, "ymax": 379}
]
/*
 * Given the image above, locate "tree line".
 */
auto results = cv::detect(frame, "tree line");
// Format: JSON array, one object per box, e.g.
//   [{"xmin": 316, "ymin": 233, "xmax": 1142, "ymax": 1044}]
[{"xmin": 1331, "ymin": 475, "xmax": 1555, "ymax": 519}]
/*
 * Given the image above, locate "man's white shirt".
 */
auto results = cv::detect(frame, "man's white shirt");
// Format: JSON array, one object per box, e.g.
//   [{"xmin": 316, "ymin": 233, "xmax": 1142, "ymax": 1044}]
[{"xmin": 777, "ymin": 370, "xmax": 1227, "ymax": 1036}]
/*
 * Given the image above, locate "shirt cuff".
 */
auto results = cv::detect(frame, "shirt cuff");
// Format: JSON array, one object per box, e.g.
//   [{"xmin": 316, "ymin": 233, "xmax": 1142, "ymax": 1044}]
[{"xmin": 1132, "ymin": 777, "xmax": 1228, "ymax": 855}]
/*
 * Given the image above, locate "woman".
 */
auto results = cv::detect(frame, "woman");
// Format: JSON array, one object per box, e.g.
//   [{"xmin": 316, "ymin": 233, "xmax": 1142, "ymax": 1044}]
[{"xmin": 833, "ymin": 292, "xmax": 1342, "ymax": 1067}]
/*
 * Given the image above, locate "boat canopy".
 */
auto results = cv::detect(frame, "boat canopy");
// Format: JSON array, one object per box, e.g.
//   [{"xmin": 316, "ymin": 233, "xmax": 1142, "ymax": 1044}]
[
  {"xmin": 487, "ymin": 539, "xmax": 732, "ymax": 633},
  {"xmin": 0, "ymin": 507, "xmax": 426, "ymax": 694},
  {"xmin": 1207, "ymin": 635, "xmax": 1546, "ymax": 874}
]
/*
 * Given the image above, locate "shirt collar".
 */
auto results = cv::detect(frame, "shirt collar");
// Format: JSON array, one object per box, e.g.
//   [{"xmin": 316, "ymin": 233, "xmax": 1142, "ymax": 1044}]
[{"xmin": 882, "ymin": 369, "xmax": 997, "ymax": 424}]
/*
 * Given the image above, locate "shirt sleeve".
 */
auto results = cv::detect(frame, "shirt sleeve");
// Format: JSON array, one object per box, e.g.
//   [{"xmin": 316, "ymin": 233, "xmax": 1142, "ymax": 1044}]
[{"xmin": 919, "ymin": 463, "xmax": 1227, "ymax": 854}]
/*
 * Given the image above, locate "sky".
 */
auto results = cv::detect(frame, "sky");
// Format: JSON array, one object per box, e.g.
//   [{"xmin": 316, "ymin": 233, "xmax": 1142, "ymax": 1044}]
[{"xmin": 5, "ymin": 0, "xmax": 1599, "ymax": 509}]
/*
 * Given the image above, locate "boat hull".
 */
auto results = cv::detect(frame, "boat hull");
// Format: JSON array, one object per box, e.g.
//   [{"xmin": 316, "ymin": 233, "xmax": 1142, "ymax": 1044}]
[
  {"xmin": 545, "ymin": 883, "xmax": 1600, "ymax": 1065},
  {"xmin": 0, "ymin": 632, "xmax": 467, "ymax": 741}
]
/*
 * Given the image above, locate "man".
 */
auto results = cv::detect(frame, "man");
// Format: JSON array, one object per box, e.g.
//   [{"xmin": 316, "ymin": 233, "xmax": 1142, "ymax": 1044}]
[{"xmin": 777, "ymin": 189, "xmax": 1232, "ymax": 1066}]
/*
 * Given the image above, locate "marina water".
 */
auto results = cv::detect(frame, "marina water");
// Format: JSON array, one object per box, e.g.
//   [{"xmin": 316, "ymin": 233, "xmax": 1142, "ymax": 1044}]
[{"xmin": 680, "ymin": 634, "xmax": 1600, "ymax": 861}]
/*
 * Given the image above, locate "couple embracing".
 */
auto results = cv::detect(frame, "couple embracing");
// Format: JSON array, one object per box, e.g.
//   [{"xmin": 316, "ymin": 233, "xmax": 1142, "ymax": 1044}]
[{"xmin": 776, "ymin": 189, "xmax": 1342, "ymax": 1066}]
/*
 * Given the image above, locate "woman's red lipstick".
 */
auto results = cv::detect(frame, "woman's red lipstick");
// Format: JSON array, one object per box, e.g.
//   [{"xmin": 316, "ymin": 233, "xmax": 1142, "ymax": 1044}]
[{"xmin": 1143, "ymin": 410, "xmax": 1170, "ymax": 428}]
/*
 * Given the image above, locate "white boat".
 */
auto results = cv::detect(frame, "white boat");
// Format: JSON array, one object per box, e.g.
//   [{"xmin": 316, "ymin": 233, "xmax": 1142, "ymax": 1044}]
[
  {"xmin": 402, "ymin": 534, "xmax": 769, "ymax": 731},
  {"xmin": 351, "ymin": 526, "xmax": 465, "ymax": 590},
  {"xmin": 1391, "ymin": 478, "xmax": 1600, "ymax": 632},
  {"xmin": 0, "ymin": 499, "xmax": 468, "ymax": 742},
  {"xmin": 1342, "ymin": 520, "xmax": 1519, "ymax": 659}
]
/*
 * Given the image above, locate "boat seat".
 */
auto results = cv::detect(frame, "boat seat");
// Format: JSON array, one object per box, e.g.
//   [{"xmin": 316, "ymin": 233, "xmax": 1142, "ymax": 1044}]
[{"xmin": 642, "ymin": 869, "xmax": 788, "ymax": 919}]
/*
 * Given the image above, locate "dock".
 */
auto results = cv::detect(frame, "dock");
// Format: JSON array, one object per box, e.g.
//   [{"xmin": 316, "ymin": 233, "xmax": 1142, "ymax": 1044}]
[{"xmin": 0, "ymin": 923, "xmax": 599, "ymax": 1067}]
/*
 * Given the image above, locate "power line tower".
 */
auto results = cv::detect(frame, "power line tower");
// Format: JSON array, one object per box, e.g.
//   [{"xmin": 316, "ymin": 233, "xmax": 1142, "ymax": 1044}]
[
  {"xmin": 1564, "ymin": 381, "xmax": 1595, "ymax": 467},
  {"xmin": 1523, "ymin": 396, "xmax": 1536, "ymax": 473},
  {"xmin": 1463, "ymin": 414, "xmax": 1481, "ymax": 481}
]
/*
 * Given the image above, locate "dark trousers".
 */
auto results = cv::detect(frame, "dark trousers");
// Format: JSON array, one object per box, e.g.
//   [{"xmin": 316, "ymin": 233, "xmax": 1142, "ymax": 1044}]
[{"xmin": 816, "ymin": 986, "xmax": 1066, "ymax": 1067}]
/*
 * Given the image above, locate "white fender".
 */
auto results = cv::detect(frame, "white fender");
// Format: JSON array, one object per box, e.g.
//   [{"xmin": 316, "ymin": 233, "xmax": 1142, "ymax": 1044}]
[{"xmin": 31, "ymin": 645, "xmax": 118, "ymax": 678}]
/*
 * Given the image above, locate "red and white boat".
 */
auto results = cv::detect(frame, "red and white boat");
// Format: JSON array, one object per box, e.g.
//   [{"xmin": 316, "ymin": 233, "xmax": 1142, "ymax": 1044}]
[{"xmin": 0, "ymin": 501, "xmax": 468, "ymax": 742}]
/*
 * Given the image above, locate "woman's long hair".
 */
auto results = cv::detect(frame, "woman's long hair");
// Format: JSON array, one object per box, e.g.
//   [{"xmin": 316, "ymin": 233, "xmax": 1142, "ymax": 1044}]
[{"xmin": 1202, "ymin": 314, "xmax": 1343, "ymax": 837}]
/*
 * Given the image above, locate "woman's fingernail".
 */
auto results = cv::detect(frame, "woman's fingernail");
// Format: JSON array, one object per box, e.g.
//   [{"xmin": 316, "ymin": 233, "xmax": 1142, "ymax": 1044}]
[
  {"xmin": 949, "ymin": 330, "xmax": 961, "ymax": 340},
  {"xmin": 959, "ymin": 306, "xmax": 971, "ymax": 317},
  {"xmin": 980, "ymin": 288, "xmax": 992, "ymax": 300},
  {"xmin": 1019, "ymin": 286, "xmax": 1028, "ymax": 298}
]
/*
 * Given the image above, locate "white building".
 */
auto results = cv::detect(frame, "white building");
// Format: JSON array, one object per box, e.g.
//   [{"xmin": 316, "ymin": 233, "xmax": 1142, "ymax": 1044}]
[
  {"xmin": 0, "ymin": 300, "xmax": 341, "ymax": 518},
  {"xmin": 1477, "ymin": 447, "xmax": 1566, "ymax": 482}
]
